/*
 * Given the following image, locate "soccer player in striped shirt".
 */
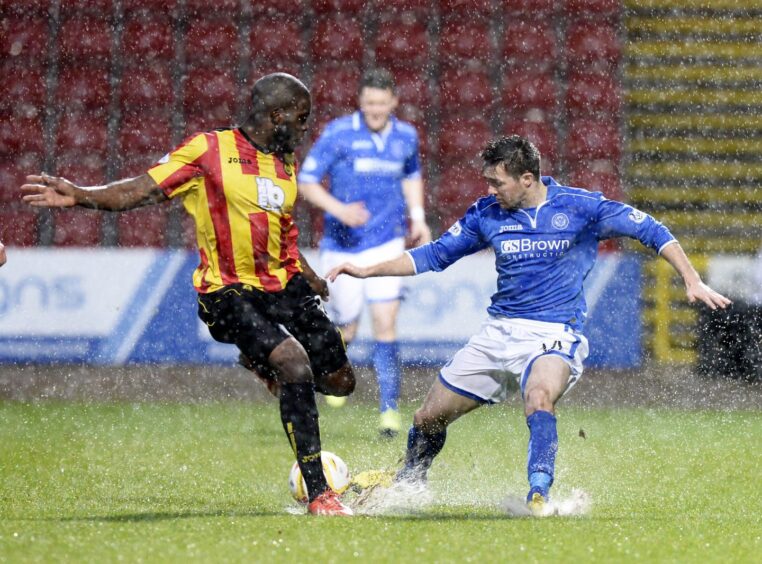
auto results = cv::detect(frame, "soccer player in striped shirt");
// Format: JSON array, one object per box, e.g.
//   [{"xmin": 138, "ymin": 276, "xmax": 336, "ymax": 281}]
[
  {"xmin": 327, "ymin": 135, "xmax": 730, "ymax": 515},
  {"xmin": 21, "ymin": 73, "xmax": 355, "ymax": 516}
]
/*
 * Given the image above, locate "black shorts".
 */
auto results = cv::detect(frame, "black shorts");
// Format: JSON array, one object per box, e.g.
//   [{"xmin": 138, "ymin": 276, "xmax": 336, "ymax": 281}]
[{"xmin": 197, "ymin": 275, "xmax": 348, "ymax": 378}]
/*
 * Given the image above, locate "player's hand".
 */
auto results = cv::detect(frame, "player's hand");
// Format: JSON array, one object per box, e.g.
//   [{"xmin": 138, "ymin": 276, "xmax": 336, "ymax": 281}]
[
  {"xmin": 409, "ymin": 220, "xmax": 432, "ymax": 245},
  {"xmin": 307, "ymin": 274, "xmax": 330, "ymax": 301},
  {"xmin": 0, "ymin": 242, "xmax": 6, "ymax": 267},
  {"xmin": 686, "ymin": 281, "xmax": 732, "ymax": 310},
  {"xmin": 21, "ymin": 173, "xmax": 78, "ymax": 208},
  {"xmin": 337, "ymin": 202, "xmax": 370, "ymax": 227},
  {"xmin": 326, "ymin": 262, "xmax": 366, "ymax": 282}
]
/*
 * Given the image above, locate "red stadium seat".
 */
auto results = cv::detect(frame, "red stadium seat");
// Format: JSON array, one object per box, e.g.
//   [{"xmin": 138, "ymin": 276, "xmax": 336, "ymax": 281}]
[
  {"xmin": 502, "ymin": 119, "xmax": 559, "ymax": 169},
  {"xmin": 565, "ymin": 71, "xmax": 621, "ymax": 117},
  {"xmin": 185, "ymin": 0, "xmax": 239, "ymax": 15},
  {"xmin": 182, "ymin": 112, "xmax": 227, "ymax": 137},
  {"xmin": 0, "ymin": 63, "xmax": 46, "ymax": 115},
  {"xmin": 437, "ymin": 117, "xmax": 491, "ymax": 161},
  {"xmin": 438, "ymin": 67, "xmax": 493, "ymax": 114},
  {"xmin": 565, "ymin": 23, "xmax": 621, "ymax": 71},
  {"xmin": 311, "ymin": 65, "xmax": 361, "ymax": 112},
  {"xmin": 59, "ymin": 0, "xmax": 115, "ymax": 13},
  {"xmin": 184, "ymin": 19, "xmax": 239, "ymax": 64},
  {"xmin": 436, "ymin": 164, "xmax": 487, "ymax": 228},
  {"xmin": 58, "ymin": 16, "xmax": 113, "ymax": 62},
  {"xmin": 0, "ymin": 0, "xmax": 50, "ymax": 16},
  {"xmin": 564, "ymin": 0, "xmax": 621, "ymax": 21},
  {"xmin": 249, "ymin": 0, "xmax": 303, "ymax": 16},
  {"xmin": 56, "ymin": 65, "xmax": 111, "ymax": 111},
  {"xmin": 120, "ymin": 64, "xmax": 174, "ymax": 111},
  {"xmin": 0, "ymin": 207, "xmax": 38, "ymax": 246},
  {"xmin": 375, "ymin": 0, "xmax": 430, "ymax": 15},
  {"xmin": 501, "ymin": 22, "xmax": 558, "ymax": 71},
  {"xmin": 122, "ymin": 0, "xmax": 178, "ymax": 17},
  {"xmin": 502, "ymin": 74, "xmax": 559, "ymax": 117},
  {"xmin": 393, "ymin": 68, "xmax": 431, "ymax": 111},
  {"xmin": 0, "ymin": 16, "xmax": 48, "ymax": 60},
  {"xmin": 0, "ymin": 160, "xmax": 32, "ymax": 203},
  {"xmin": 499, "ymin": 0, "xmax": 556, "ymax": 18},
  {"xmin": 52, "ymin": 208, "xmax": 103, "ymax": 246},
  {"xmin": 55, "ymin": 153, "xmax": 107, "ymax": 185},
  {"xmin": 311, "ymin": 17, "xmax": 363, "ymax": 63},
  {"xmin": 566, "ymin": 163, "xmax": 622, "ymax": 200},
  {"xmin": 118, "ymin": 114, "xmax": 172, "ymax": 158},
  {"xmin": 249, "ymin": 19, "xmax": 304, "ymax": 63},
  {"xmin": 183, "ymin": 66, "xmax": 237, "ymax": 115},
  {"xmin": 0, "ymin": 114, "xmax": 44, "ymax": 156},
  {"xmin": 116, "ymin": 206, "xmax": 169, "ymax": 247},
  {"xmin": 439, "ymin": 20, "xmax": 492, "ymax": 64},
  {"xmin": 247, "ymin": 61, "xmax": 303, "ymax": 90},
  {"xmin": 564, "ymin": 118, "xmax": 621, "ymax": 162},
  {"xmin": 375, "ymin": 18, "xmax": 430, "ymax": 69},
  {"xmin": 311, "ymin": 0, "xmax": 365, "ymax": 14},
  {"xmin": 56, "ymin": 113, "xmax": 108, "ymax": 155},
  {"xmin": 439, "ymin": 0, "xmax": 494, "ymax": 16},
  {"xmin": 121, "ymin": 18, "xmax": 174, "ymax": 62}
]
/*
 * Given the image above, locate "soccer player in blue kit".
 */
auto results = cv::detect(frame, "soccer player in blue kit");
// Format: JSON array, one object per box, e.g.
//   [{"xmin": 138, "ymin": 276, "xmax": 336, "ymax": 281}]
[
  {"xmin": 327, "ymin": 135, "xmax": 731, "ymax": 514},
  {"xmin": 298, "ymin": 68, "xmax": 431, "ymax": 436}
]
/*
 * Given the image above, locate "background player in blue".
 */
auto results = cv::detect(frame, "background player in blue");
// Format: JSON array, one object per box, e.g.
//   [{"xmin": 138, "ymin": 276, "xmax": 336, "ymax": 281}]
[
  {"xmin": 327, "ymin": 135, "xmax": 730, "ymax": 514},
  {"xmin": 298, "ymin": 68, "xmax": 432, "ymax": 436}
]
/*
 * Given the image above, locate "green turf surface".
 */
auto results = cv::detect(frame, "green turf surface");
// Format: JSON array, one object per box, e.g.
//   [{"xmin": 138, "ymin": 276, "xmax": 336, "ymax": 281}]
[{"xmin": 1, "ymin": 401, "xmax": 760, "ymax": 563}]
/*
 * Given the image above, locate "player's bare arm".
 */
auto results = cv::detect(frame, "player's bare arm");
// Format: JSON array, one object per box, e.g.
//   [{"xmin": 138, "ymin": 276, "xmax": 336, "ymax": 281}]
[
  {"xmin": 401, "ymin": 177, "xmax": 431, "ymax": 245},
  {"xmin": 21, "ymin": 172, "xmax": 167, "ymax": 212},
  {"xmin": 0, "ymin": 241, "xmax": 6, "ymax": 267},
  {"xmin": 299, "ymin": 252, "xmax": 330, "ymax": 301},
  {"xmin": 660, "ymin": 241, "xmax": 731, "ymax": 310},
  {"xmin": 326, "ymin": 253, "xmax": 416, "ymax": 282},
  {"xmin": 298, "ymin": 181, "xmax": 370, "ymax": 227}
]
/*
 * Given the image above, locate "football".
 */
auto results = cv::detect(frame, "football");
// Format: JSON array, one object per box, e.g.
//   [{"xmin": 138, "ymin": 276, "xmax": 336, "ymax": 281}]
[{"xmin": 288, "ymin": 451, "xmax": 351, "ymax": 503}]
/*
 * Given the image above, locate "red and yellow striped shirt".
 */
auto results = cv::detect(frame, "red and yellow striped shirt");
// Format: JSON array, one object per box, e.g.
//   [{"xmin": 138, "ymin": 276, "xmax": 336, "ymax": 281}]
[{"xmin": 147, "ymin": 128, "xmax": 302, "ymax": 293}]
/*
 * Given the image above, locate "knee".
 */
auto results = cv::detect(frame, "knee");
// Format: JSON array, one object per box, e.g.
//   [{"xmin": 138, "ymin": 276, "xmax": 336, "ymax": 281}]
[
  {"xmin": 319, "ymin": 364, "xmax": 356, "ymax": 396},
  {"xmin": 524, "ymin": 386, "xmax": 554, "ymax": 416},
  {"xmin": 269, "ymin": 339, "xmax": 313, "ymax": 384},
  {"xmin": 413, "ymin": 407, "xmax": 447, "ymax": 434}
]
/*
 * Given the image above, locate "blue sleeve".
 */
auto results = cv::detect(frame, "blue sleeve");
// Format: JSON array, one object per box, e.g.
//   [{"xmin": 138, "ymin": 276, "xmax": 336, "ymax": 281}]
[
  {"xmin": 297, "ymin": 127, "xmax": 339, "ymax": 184},
  {"xmin": 408, "ymin": 203, "xmax": 488, "ymax": 273},
  {"xmin": 595, "ymin": 198, "xmax": 677, "ymax": 253},
  {"xmin": 403, "ymin": 133, "xmax": 421, "ymax": 180}
]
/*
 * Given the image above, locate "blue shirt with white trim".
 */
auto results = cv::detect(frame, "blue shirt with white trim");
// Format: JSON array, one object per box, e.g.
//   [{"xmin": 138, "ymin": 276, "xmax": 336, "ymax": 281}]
[
  {"xmin": 407, "ymin": 177, "xmax": 676, "ymax": 331},
  {"xmin": 297, "ymin": 112, "xmax": 421, "ymax": 252}
]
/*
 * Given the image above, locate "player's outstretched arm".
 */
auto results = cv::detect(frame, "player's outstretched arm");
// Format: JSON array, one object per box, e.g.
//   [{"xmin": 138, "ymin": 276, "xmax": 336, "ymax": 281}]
[
  {"xmin": 660, "ymin": 242, "xmax": 731, "ymax": 310},
  {"xmin": 0, "ymin": 241, "xmax": 6, "ymax": 267},
  {"xmin": 21, "ymin": 173, "xmax": 167, "ymax": 212},
  {"xmin": 326, "ymin": 253, "xmax": 416, "ymax": 282}
]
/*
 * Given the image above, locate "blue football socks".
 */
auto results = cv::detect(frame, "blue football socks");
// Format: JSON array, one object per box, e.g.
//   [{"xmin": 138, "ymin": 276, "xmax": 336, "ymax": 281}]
[
  {"xmin": 373, "ymin": 341, "xmax": 401, "ymax": 412},
  {"xmin": 399, "ymin": 425, "xmax": 447, "ymax": 482},
  {"xmin": 526, "ymin": 410, "xmax": 558, "ymax": 499}
]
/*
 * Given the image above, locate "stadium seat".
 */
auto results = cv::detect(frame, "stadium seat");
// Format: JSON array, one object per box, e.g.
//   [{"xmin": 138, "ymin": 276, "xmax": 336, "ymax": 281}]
[
  {"xmin": 564, "ymin": 0, "xmax": 621, "ymax": 21},
  {"xmin": 185, "ymin": 0, "xmax": 239, "ymax": 16},
  {"xmin": 566, "ymin": 163, "xmax": 622, "ymax": 200},
  {"xmin": 311, "ymin": 0, "xmax": 365, "ymax": 14},
  {"xmin": 439, "ymin": 0, "xmax": 493, "ymax": 16},
  {"xmin": 437, "ymin": 117, "xmax": 491, "ymax": 162},
  {"xmin": 374, "ymin": 0, "xmax": 430, "ymax": 13},
  {"xmin": 311, "ymin": 17, "xmax": 363, "ymax": 63},
  {"xmin": 0, "ymin": 63, "xmax": 46, "ymax": 116},
  {"xmin": 565, "ymin": 71, "xmax": 621, "ymax": 117},
  {"xmin": 564, "ymin": 118, "xmax": 621, "ymax": 162},
  {"xmin": 58, "ymin": 16, "xmax": 113, "ymax": 63},
  {"xmin": 52, "ymin": 208, "xmax": 103, "ymax": 246},
  {"xmin": 311, "ymin": 65, "xmax": 361, "ymax": 112},
  {"xmin": 116, "ymin": 206, "xmax": 169, "ymax": 247},
  {"xmin": 121, "ymin": 18, "xmax": 174, "ymax": 62},
  {"xmin": 120, "ymin": 64, "xmax": 174, "ymax": 111},
  {"xmin": 118, "ymin": 114, "xmax": 172, "ymax": 159},
  {"xmin": 374, "ymin": 18, "xmax": 430, "ymax": 69},
  {"xmin": 247, "ymin": 61, "xmax": 303, "ymax": 88},
  {"xmin": 249, "ymin": 19, "xmax": 304, "ymax": 64},
  {"xmin": 0, "ymin": 0, "xmax": 50, "ymax": 16},
  {"xmin": 0, "ymin": 114, "xmax": 45, "ymax": 156},
  {"xmin": 182, "ymin": 112, "xmax": 227, "ymax": 137},
  {"xmin": 59, "ymin": 0, "xmax": 115, "ymax": 13},
  {"xmin": 438, "ymin": 67, "xmax": 493, "ymax": 114},
  {"xmin": 249, "ymin": 0, "xmax": 303, "ymax": 16},
  {"xmin": 501, "ymin": 22, "xmax": 558, "ymax": 71},
  {"xmin": 502, "ymin": 119, "xmax": 559, "ymax": 169},
  {"xmin": 119, "ymin": 154, "xmax": 157, "ymax": 178},
  {"xmin": 500, "ymin": 0, "xmax": 556, "ymax": 18},
  {"xmin": 393, "ymin": 68, "xmax": 431, "ymax": 111},
  {"xmin": 55, "ymin": 113, "xmax": 109, "ymax": 155},
  {"xmin": 184, "ymin": 19, "xmax": 239, "ymax": 64},
  {"xmin": 0, "ymin": 207, "xmax": 38, "ymax": 246},
  {"xmin": 55, "ymin": 153, "xmax": 107, "ymax": 185},
  {"xmin": 501, "ymin": 74, "xmax": 559, "ymax": 117},
  {"xmin": 183, "ymin": 66, "xmax": 237, "ymax": 115},
  {"xmin": 122, "ymin": 0, "xmax": 177, "ymax": 17},
  {"xmin": 565, "ymin": 23, "xmax": 621, "ymax": 71},
  {"xmin": 439, "ymin": 20, "xmax": 492, "ymax": 64},
  {"xmin": 0, "ymin": 16, "xmax": 48, "ymax": 60},
  {"xmin": 56, "ymin": 65, "xmax": 111, "ymax": 111},
  {"xmin": 436, "ymin": 164, "xmax": 487, "ymax": 228},
  {"xmin": 0, "ymin": 160, "xmax": 32, "ymax": 203}
]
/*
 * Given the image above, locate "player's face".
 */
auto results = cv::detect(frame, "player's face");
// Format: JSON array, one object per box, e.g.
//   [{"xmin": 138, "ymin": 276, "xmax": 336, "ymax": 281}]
[
  {"xmin": 483, "ymin": 164, "xmax": 534, "ymax": 210},
  {"xmin": 359, "ymin": 87, "xmax": 398, "ymax": 132},
  {"xmin": 272, "ymin": 95, "xmax": 311, "ymax": 153}
]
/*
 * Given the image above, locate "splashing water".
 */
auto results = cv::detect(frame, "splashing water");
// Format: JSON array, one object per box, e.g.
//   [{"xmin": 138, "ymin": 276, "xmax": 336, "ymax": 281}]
[{"xmin": 502, "ymin": 489, "xmax": 592, "ymax": 518}]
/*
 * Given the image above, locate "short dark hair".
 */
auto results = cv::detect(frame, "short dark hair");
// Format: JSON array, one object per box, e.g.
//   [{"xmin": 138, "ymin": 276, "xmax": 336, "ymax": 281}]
[
  {"xmin": 481, "ymin": 135, "xmax": 541, "ymax": 179},
  {"xmin": 359, "ymin": 68, "xmax": 396, "ymax": 94},
  {"xmin": 250, "ymin": 72, "xmax": 310, "ymax": 117}
]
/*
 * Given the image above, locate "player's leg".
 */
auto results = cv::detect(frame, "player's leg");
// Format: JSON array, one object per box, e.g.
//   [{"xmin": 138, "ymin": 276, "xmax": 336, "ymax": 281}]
[
  {"xmin": 369, "ymin": 298, "xmax": 403, "ymax": 437},
  {"xmin": 398, "ymin": 376, "xmax": 482, "ymax": 483}
]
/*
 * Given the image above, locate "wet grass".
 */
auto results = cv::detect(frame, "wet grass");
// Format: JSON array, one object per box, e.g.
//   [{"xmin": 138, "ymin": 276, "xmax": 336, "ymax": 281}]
[{"xmin": 0, "ymin": 401, "xmax": 760, "ymax": 562}]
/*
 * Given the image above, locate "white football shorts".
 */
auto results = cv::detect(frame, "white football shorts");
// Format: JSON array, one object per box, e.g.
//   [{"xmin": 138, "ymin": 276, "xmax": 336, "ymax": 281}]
[
  {"xmin": 439, "ymin": 316, "xmax": 590, "ymax": 404},
  {"xmin": 319, "ymin": 237, "xmax": 406, "ymax": 326}
]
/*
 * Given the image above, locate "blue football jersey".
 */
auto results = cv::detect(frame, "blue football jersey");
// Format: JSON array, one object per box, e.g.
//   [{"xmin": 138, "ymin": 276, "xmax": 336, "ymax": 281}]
[
  {"xmin": 297, "ymin": 112, "xmax": 422, "ymax": 252},
  {"xmin": 408, "ymin": 177, "xmax": 676, "ymax": 331}
]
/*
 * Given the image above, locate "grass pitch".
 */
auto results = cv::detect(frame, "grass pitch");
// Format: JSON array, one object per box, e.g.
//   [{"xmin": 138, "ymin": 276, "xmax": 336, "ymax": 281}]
[{"xmin": 1, "ymin": 400, "xmax": 760, "ymax": 563}]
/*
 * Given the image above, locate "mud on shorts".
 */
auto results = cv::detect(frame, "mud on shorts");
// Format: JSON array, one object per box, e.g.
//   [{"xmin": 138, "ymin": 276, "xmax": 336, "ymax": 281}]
[{"xmin": 196, "ymin": 275, "xmax": 348, "ymax": 380}]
